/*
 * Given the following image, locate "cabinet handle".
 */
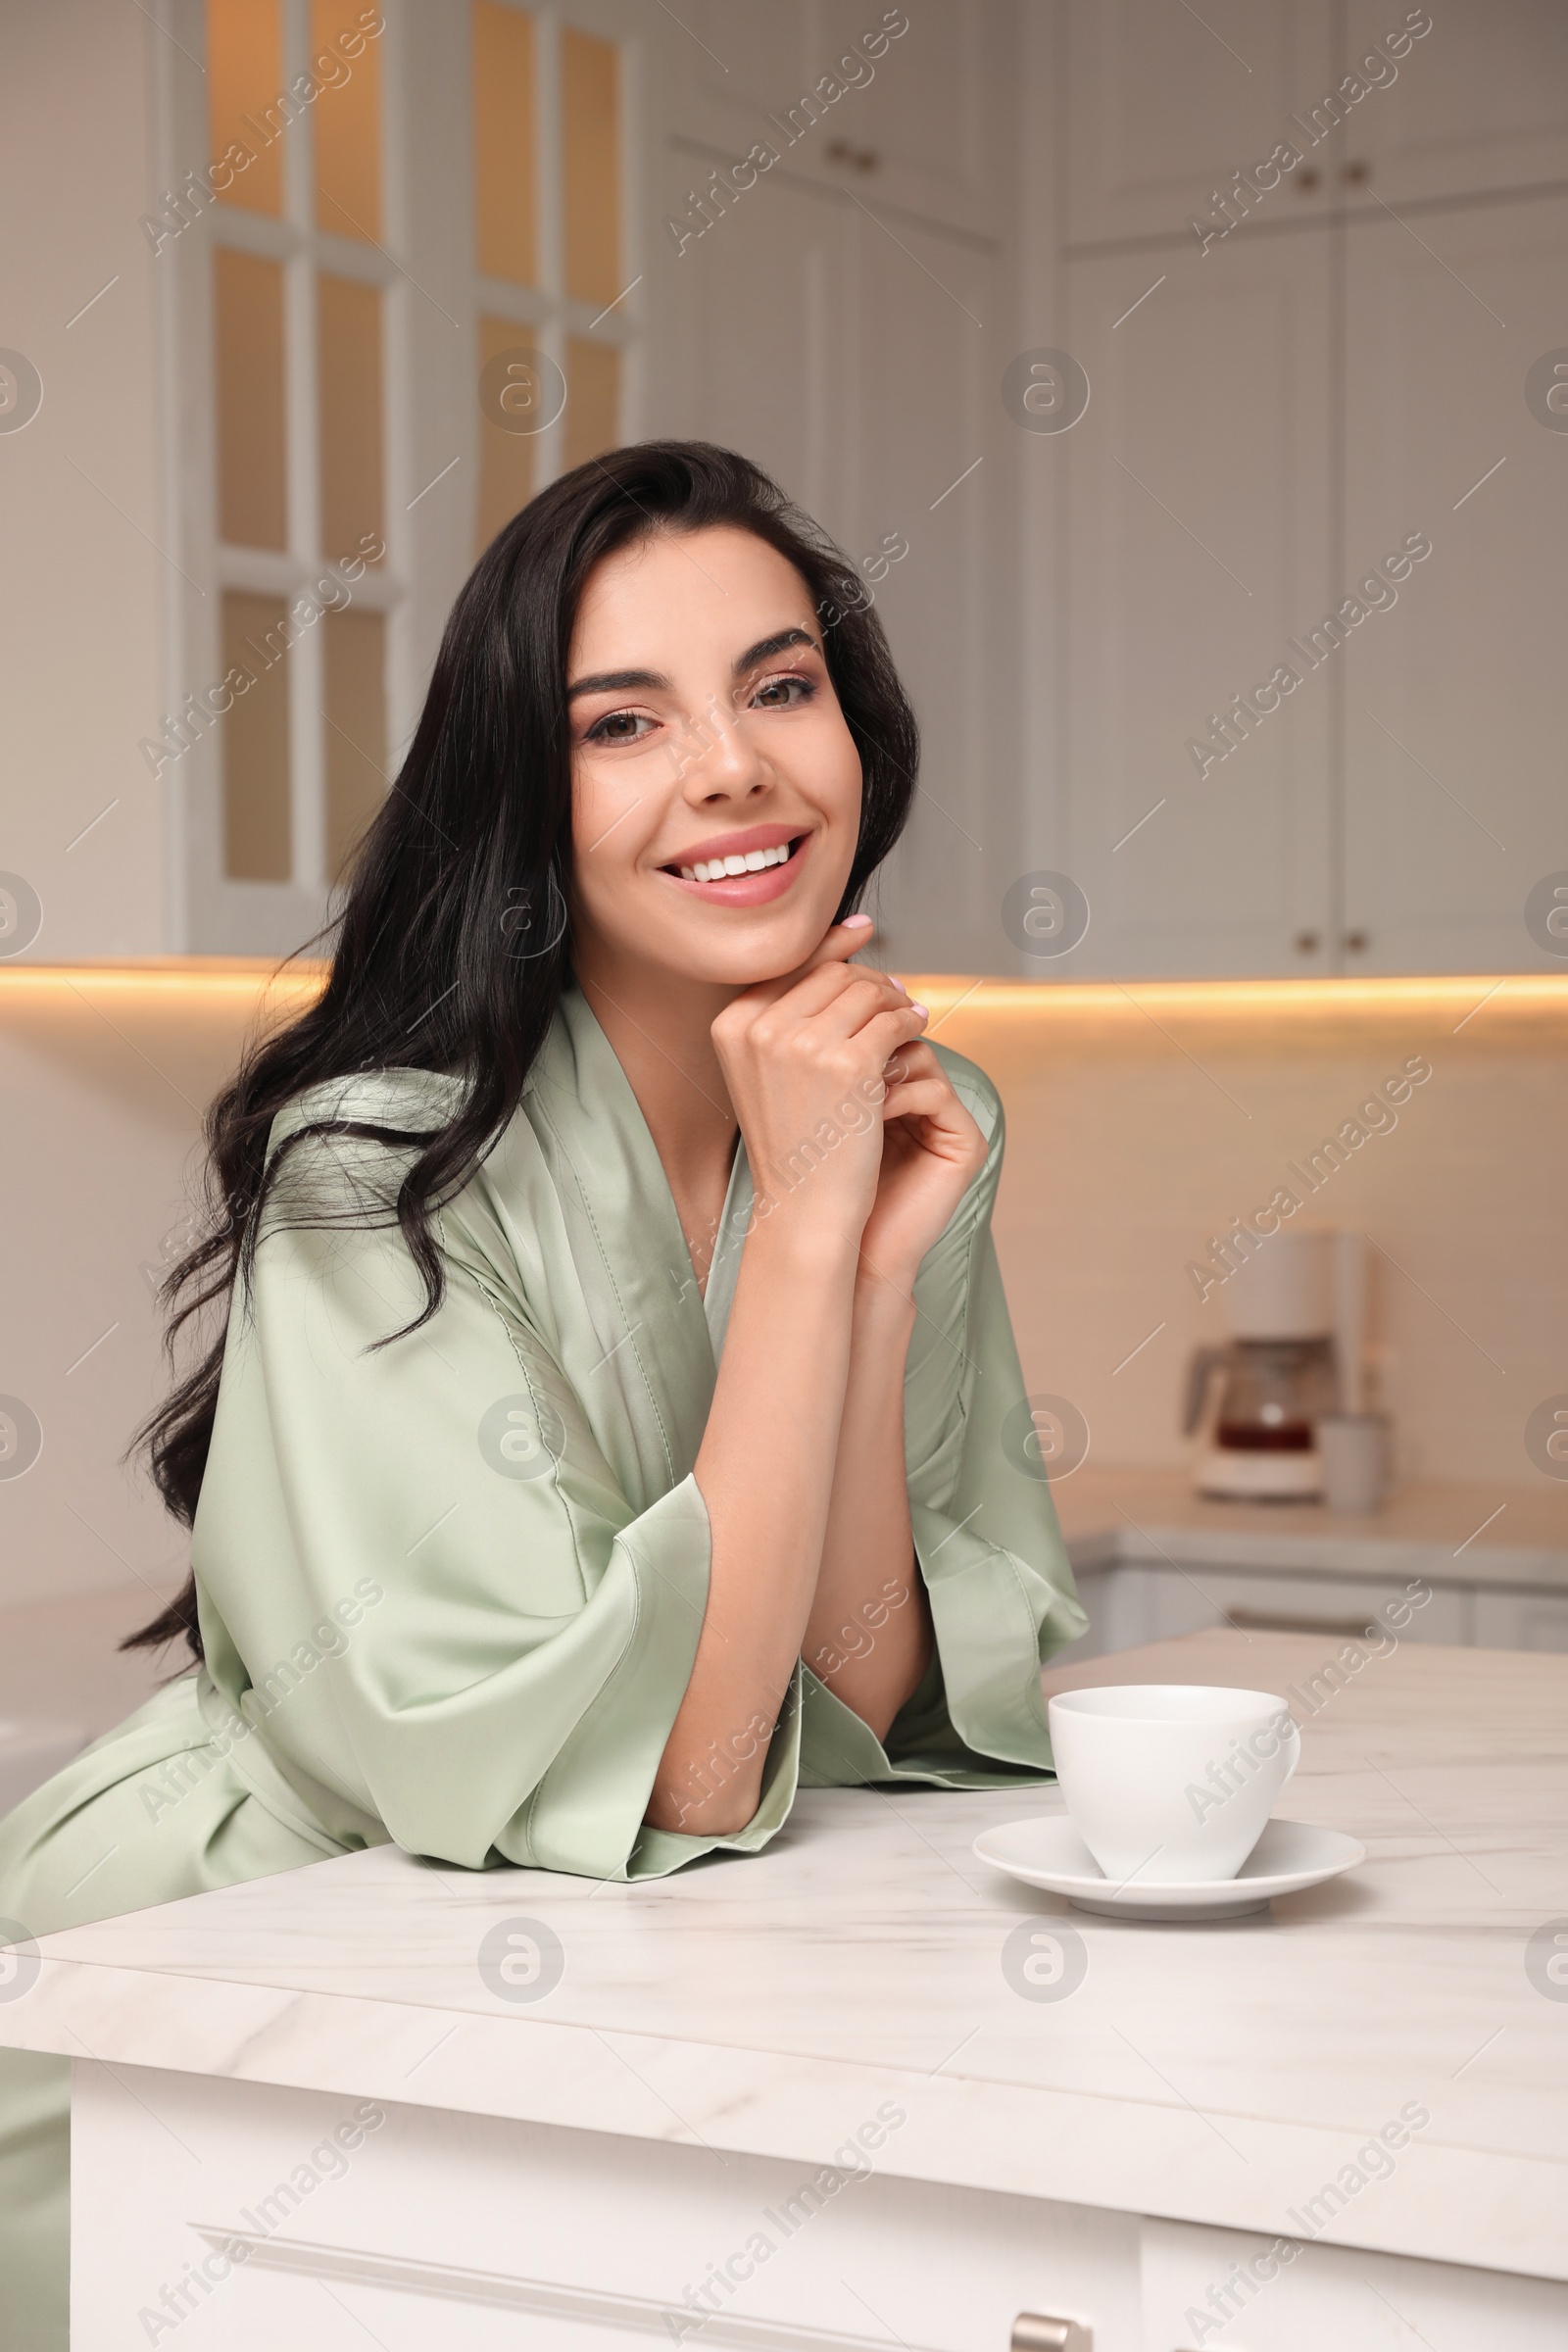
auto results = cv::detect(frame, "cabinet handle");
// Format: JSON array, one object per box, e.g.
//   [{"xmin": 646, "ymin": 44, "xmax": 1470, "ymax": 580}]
[
  {"xmin": 1011, "ymin": 2319, "xmax": 1092, "ymax": 2352},
  {"xmin": 1343, "ymin": 928, "xmax": 1369, "ymax": 953},
  {"xmin": 1293, "ymin": 929, "xmax": 1320, "ymax": 954}
]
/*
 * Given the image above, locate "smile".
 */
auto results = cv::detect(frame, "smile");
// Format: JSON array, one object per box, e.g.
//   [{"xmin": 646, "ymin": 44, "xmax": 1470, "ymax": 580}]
[
  {"xmin": 679, "ymin": 842, "xmax": 793, "ymax": 882},
  {"xmin": 659, "ymin": 830, "xmax": 811, "ymax": 907}
]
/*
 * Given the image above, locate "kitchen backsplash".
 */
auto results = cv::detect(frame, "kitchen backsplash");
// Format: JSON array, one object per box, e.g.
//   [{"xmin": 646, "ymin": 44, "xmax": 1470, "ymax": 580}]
[{"xmin": 909, "ymin": 976, "xmax": 1566, "ymax": 1493}]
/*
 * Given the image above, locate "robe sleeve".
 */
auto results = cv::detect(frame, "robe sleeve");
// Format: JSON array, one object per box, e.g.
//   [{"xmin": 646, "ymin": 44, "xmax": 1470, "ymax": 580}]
[
  {"xmin": 795, "ymin": 1049, "xmax": 1089, "ymax": 1792},
  {"xmin": 191, "ymin": 1114, "xmax": 801, "ymax": 1883}
]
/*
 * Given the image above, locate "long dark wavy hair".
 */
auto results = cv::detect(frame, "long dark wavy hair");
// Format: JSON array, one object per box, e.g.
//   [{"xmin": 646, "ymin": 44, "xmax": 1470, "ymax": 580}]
[{"xmin": 127, "ymin": 440, "xmax": 919, "ymax": 1664}]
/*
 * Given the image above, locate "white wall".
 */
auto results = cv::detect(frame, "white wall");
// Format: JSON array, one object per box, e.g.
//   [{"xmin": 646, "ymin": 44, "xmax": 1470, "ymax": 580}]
[{"xmin": 0, "ymin": 0, "xmax": 174, "ymax": 961}]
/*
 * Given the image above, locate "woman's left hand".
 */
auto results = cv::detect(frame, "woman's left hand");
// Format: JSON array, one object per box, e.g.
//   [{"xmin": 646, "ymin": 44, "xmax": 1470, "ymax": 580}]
[{"xmin": 856, "ymin": 1037, "xmax": 987, "ymax": 1294}]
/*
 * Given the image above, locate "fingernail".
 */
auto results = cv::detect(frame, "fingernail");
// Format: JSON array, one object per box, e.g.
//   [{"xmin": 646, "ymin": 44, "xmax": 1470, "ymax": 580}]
[
  {"xmin": 910, "ymin": 1002, "xmax": 928, "ymax": 1018},
  {"xmin": 842, "ymin": 912, "xmax": 873, "ymax": 930}
]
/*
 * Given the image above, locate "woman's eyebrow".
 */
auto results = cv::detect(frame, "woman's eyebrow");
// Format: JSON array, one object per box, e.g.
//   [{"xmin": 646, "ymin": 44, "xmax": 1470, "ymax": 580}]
[
  {"xmin": 565, "ymin": 627, "xmax": 819, "ymax": 705},
  {"xmin": 566, "ymin": 666, "xmax": 668, "ymax": 703},
  {"xmin": 733, "ymin": 626, "xmax": 819, "ymax": 673}
]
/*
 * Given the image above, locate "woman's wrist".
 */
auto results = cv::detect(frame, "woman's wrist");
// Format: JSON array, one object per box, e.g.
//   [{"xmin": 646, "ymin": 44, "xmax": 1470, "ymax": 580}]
[
  {"xmin": 852, "ymin": 1254, "xmax": 923, "ymax": 1319},
  {"xmin": 741, "ymin": 1200, "xmax": 865, "ymax": 1286}
]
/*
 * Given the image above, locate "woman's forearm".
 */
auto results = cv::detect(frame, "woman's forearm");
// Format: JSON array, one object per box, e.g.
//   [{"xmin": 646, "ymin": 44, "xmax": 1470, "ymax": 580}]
[
  {"xmin": 803, "ymin": 1275, "xmax": 932, "ymax": 1738},
  {"xmin": 645, "ymin": 1215, "xmax": 861, "ymax": 1836}
]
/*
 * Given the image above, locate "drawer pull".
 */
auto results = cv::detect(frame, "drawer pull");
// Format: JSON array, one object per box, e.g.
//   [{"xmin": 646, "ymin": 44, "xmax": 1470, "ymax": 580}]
[{"xmin": 1011, "ymin": 2318, "xmax": 1092, "ymax": 2352}]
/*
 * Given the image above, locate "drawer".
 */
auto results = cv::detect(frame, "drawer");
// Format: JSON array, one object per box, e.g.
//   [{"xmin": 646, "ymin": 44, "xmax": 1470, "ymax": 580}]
[
  {"xmin": 1471, "ymin": 1589, "xmax": 1568, "ymax": 1653},
  {"xmin": 1142, "ymin": 2216, "xmax": 1568, "ymax": 2351},
  {"xmin": 73, "ymin": 2065, "xmax": 1141, "ymax": 2352},
  {"xmin": 1073, "ymin": 1563, "xmax": 1468, "ymax": 1658}
]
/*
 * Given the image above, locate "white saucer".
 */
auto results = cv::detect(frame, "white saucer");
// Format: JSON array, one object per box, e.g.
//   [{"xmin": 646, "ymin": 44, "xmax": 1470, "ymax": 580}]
[{"xmin": 973, "ymin": 1815, "xmax": 1366, "ymax": 1921}]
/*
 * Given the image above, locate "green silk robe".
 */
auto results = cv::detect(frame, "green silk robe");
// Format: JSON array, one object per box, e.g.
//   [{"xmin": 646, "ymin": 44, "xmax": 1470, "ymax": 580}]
[{"xmin": 0, "ymin": 982, "xmax": 1085, "ymax": 2346}]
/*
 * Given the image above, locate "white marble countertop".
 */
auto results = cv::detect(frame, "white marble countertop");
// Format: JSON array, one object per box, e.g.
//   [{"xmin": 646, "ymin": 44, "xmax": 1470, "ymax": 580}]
[
  {"xmin": 3, "ymin": 1632, "xmax": 1564, "ymax": 2284},
  {"xmin": 1053, "ymin": 1470, "xmax": 1568, "ymax": 1590}
]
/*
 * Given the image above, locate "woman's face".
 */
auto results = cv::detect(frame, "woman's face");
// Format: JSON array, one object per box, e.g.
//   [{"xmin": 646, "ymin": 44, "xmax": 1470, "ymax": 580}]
[{"xmin": 566, "ymin": 524, "xmax": 863, "ymax": 989}]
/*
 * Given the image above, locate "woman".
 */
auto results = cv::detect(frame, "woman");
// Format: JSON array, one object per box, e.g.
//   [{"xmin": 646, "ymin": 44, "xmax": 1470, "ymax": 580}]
[{"xmin": 0, "ymin": 441, "xmax": 1084, "ymax": 2342}]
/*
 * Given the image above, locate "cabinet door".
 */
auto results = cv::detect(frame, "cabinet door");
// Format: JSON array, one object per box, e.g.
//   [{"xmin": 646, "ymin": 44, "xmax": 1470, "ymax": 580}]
[
  {"xmin": 837, "ymin": 205, "xmax": 1007, "ymax": 972},
  {"xmin": 652, "ymin": 162, "xmax": 851, "ymax": 525},
  {"xmin": 663, "ymin": 0, "xmax": 999, "ymax": 242},
  {"xmin": 1056, "ymin": 236, "xmax": 1336, "ymax": 978},
  {"xmin": 652, "ymin": 15, "xmax": 1015, "ymax": 973},
  {"xmin": 1341, "ymin": 194, "xmax": 1568, "ymax": 972},
  {"xmin": 1344, "ymin": 0, "xmax": 1568, "ymax": 205},
  {"xmin": 1472, "ymin": 1588, "xmax": 1568, "ymax": 1652},
  {"xmin": 1064, "ymin": 0, "xmax": 1335, "ymax": 246},
  {"xmin": 1074, "ymin": 1564, "xmax": 1468, "ymax": 1658}
]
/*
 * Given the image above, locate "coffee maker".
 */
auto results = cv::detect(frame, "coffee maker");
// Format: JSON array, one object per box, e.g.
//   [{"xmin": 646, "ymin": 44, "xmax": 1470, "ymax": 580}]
[{"xmin": 1183, "ymin": 1229, "xmax": 1367, "ymax": 1500}]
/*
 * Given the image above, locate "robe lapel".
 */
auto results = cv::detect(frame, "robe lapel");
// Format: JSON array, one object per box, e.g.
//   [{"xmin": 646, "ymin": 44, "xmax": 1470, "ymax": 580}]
[
  {"xmin": 702, "ymin": 1137, "xmax": 753, "ymax": 1366},
  {"xmin": 521, "ymin": 985, "xmax": 720, "ymax": 1505}
]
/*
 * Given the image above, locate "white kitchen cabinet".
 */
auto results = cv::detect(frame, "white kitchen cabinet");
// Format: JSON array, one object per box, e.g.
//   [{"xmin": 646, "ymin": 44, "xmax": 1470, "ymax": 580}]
[
  {"xmin": 1063, "ymin": 1561, "xmax": 1469, "ymax": 1663},
  {"xmin": 1041, "ymin": 0, "xmax": 1568, "ymax": 981},
  {"xmin": 1341, "ymin": 193, "xmax": 1568, "ymax": 973},
  {"xmin": 65, "ymin": 2067, "xmax": 1568, "ymax": 2351},
  {"xmin": 1343, "ymin": 0, "xmax": 1568, "ymax": 205},
  {"xmin": 1472, "ymin": 1588, "xmax": 1568, "ymax": 1652},
  {"xmin": 1053, "ymin": 233, "xmax": 1336, "ymax": 978},
  {"xmin": 670, "ymin": 0, "xmax": 1001, "ymax": 245},
  {"xmin": 1065, "ymin": 0, "xmax": 1568, "ymax": 244},
  {"xmin": 653, "ymin": 9, "xmax": 1019, "ymax": 972},
  {"xmin": 1062, "ymin": 0, "xmax": 1335, "ymax": 246}
]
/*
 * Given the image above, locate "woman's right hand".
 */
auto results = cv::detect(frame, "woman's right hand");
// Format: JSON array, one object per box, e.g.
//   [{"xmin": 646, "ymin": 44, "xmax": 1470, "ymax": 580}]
[{"xmin": 710, "ymin": 919, "xmax": 928, "ymax": 1256}]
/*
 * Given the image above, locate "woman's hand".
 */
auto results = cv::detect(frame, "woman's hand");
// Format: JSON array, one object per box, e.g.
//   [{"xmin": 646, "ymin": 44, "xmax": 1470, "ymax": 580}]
[
  {"xmin": 710, "ymin": 919, "xmax": 929, "ymax": 1257},
  {"xmin": 857, "ymin": 1036, "xmax": 988, "ymax": 1296}
]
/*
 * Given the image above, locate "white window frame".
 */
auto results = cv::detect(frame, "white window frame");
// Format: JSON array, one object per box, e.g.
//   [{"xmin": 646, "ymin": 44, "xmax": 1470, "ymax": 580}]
[{"xmin": 154, "ymin": 0, "xmax": 644, "ymax": 957}]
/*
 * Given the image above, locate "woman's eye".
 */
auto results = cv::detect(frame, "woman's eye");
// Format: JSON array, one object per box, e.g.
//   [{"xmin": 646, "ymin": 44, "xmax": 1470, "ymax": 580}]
[
  {"xmin": 753, "ymin": 672, "xmax": 814, "ymax": 710},
  {"xmin": 584, "ymin": 709, "xmax": 654, "ymax": 745}
]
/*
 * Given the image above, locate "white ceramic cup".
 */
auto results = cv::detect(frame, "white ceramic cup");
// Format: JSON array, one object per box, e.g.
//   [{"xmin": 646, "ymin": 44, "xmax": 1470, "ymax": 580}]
[{"xmin": 1047, "ymin": 1684, "xmax": 1302, "ymax": 1886}]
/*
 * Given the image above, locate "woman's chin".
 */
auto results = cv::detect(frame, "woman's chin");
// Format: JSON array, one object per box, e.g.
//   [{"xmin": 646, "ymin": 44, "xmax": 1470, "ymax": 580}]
[
  {"xmin": 705, "ymin": 928, "xmax": 838, "ymax": 989},
  {"xmin": 643, "ymin": 905, "xmax": 846, "ymax": 990}
]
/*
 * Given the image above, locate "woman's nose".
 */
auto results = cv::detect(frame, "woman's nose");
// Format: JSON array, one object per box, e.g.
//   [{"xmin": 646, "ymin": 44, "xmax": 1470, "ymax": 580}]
[{"xmin": 677, "ymin": 701, "xmax": 769, "ymax": 797}]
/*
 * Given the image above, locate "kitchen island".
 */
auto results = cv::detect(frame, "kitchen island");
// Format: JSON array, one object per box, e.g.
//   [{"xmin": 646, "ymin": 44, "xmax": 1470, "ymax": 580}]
[{"xmin": 2, "ymin": 1630, "xmax": 1564, "ymax": 2351}]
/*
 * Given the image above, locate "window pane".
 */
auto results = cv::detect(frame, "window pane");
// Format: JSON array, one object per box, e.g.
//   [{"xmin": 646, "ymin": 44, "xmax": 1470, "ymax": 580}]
[
  {"xmin": 221, "ymin": 593, "xmax": 292, "ymax": 881},
  {"xmin": 563, "ymin": 30, "xmax": 619, "ymax": 306},
  {"xmin": 473, "ymin": 2, "xmax": 536, "ymax": 285},
  {"xmin": 215, "ymin": 248, "xmax": 287, "ymax": 549},
  {"xmin": 323, "ymin": 608, "xmax": 386, "ymax": 880},
  {"xmin": 318, "ymin": 274, "xmax": 383, "ymax": 563},
  {"xmin": 312, "ymin": 0, "xmax": 382, "ymax": 241},
  {"xmin": 476, "ymin": 314, "xmax": 536, "ymax": 554},
  {"xmin": 563, "ymin": 336, "xmax": 620, "ymax": 473},
  {"xmin": 208, "ymin": 0, "xmax": 284, "ymax": 217}
]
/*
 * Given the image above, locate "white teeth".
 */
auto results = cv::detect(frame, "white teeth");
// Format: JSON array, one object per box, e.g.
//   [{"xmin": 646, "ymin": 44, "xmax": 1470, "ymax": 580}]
[{"xmin": 682, "ymin": 842, "xmax": 794, "ymax": 883}]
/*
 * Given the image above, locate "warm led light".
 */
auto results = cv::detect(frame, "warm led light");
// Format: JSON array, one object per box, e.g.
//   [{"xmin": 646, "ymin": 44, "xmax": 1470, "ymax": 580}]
[
  {"xmin": 0, "ymin": 959, "xmax": 327, "ymax": 995},
  {"xmin": 900, "ymin": 973, "xmax": 1568, "ymax": 1020},
  {"xmin": 3, "ymin": 964, "xmax": 1566, "ymax": 1021}
]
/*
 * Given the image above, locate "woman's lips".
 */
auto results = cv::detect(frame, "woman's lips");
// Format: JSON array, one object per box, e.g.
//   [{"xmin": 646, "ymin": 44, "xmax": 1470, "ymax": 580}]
[{"xmin": 662, "ymin": 833, "xmax": 811, "ymax": 907}]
